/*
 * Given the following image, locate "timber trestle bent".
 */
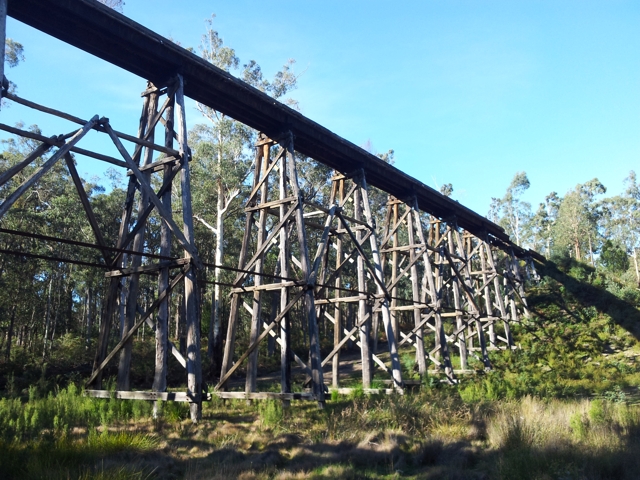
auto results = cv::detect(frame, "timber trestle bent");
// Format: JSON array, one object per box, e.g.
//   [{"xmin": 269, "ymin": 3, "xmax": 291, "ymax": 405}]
[{"xmin": 0, "ymin": 0, "xmax": 540, "ymax": 422}]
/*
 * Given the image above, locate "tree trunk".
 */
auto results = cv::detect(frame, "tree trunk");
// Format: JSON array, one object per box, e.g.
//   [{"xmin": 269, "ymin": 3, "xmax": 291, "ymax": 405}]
[
  {"xmin": 87, "ymin": 288, "xmax": 95, "ymax": 348},
  {"xmin": 210, "ymin": 180, "xmax": 225, "ymax": 377},
  {"xmin": 42, "ymin": 276, "xmax": 53, "ymax": 359},
  {"xmin": 5, "ymin": 304, "xmax": 15, "ymax": 361}
]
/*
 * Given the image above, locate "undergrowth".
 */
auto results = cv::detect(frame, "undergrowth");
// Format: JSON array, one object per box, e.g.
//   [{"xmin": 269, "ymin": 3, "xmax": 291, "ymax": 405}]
[{"xmin": 1, "ymin": 257, "xmax": 640, "ymax": 478}]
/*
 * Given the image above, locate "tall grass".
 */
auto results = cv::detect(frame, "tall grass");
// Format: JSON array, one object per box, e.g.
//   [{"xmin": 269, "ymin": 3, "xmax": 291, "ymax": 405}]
[
  {"xmin": 486, "ymin": 396, "xmax": 640, "ymax": 479},
  {"xmin": 0, "ymin": 383, "xmax": 153, "ymax": 442},
  {"xmin": 0, "ymin": 383, "xmax": 157, "ymax": 479}
]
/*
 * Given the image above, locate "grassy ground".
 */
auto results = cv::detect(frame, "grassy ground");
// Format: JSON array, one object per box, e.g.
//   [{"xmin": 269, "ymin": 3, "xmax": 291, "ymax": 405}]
[
  {"xmin": 2, "ymin": 388, "xmax": 640, "ymax": 479},
  {"xmin": 2, "ymin": 258, "xmax": 640, "ymax": 479}
]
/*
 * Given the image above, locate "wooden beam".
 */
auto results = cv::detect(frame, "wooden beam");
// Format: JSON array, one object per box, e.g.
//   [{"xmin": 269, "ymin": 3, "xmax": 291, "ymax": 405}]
[
  {"xmin": 86, "ymin": 265, "xmax": 188, "ymax": 386},
  {"xmin": 244, "ymin": 196, "xmax": 297, "ymax": 213},
  {"xmin": 103, "ymin": 121, "xmax": 203, "ymax": 270},
  {"xmin": 0, "ymin": 0, "xmax": 6, "ymax": 103},
  {"xmin": 0, "ymin": 122, "xmax": 129, "ymax": 168},
  {"xmin": 105, "ymin": 257, "xmax": 190, "ymax": 278},
  {"xmin": 0, "ymin": 116, "xmax": 99, "ymax": 220},
  {"xmin": 215, "ymin": 289, "xmax": 305, "ymax": 389},
  {"xmin": 214, "ymin": 391, "xmax": 317, "ymax": 401},
  {"xmin": 85, "ymin": 390, "xmax": 210, "ymax": 402},
  {"xmin": 3, "ymin": 92, "xmax": 180, "ymax": 157},
  {"xmin": 0, "ymin": 139, "xmax": 53, "ymax": 188},
  {"xmin": 64, "ymin": 153, "xmax": 112, "ymax": 264}
]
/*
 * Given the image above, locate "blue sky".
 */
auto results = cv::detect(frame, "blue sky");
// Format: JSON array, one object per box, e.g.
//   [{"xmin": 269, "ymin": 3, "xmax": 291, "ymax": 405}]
[{"xmin": 2, "ymin": 0, "xmax": 639, "ymax": 217}]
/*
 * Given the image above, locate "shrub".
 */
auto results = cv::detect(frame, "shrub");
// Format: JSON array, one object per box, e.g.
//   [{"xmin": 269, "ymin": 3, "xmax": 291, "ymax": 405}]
[{"xmin": 258, "ymin": 400, "xmax": 283, "ymax": 427}]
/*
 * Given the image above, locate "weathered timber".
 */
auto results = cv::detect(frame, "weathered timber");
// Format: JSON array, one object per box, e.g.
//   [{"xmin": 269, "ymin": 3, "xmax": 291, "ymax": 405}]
[
  {"xmin": 85, "ymin": 390, "xmax": 210, "ymax": 402},
  {"xmin": 3, "ymin": 91, "xmax": 180, "ymax": 157},
  {"xmin": 215, "ymin": 392, "xmax": 317, "ymax": 401},
  {"xmin": 105, "ymin": 258, "xmax": 190, "ymax": 278},
  {"xmin": 0, "ymin": 116, "xmax": 99, "ymax": 220},
  {"xmin": 0, "ymin": 138, "xmax": 53, "ymax": 188},
  {"xmin": 0, "ymin": 0, "xmax": 6, "ymax": 104},
  {"xmin": 64, "ymin": 153, "xmax": 112, "ymax": 263}
]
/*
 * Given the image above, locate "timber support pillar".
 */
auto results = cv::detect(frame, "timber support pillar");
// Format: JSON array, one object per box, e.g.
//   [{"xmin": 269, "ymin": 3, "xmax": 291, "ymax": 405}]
[{"xmin": 217, "ymin": 131, "xmax": 325, "ymax": 406}]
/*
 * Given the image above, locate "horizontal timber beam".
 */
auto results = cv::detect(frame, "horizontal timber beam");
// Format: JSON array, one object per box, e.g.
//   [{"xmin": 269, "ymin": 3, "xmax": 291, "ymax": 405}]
[{"xmin": 85, "ymin": 390, "xmax": 211, "ymax": 402}]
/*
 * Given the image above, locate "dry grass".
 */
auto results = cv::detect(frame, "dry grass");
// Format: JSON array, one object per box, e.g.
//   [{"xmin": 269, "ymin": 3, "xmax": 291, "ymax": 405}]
[{"xmin": 3, "ymin": 391, "xmax": 640, "ymax": 479}]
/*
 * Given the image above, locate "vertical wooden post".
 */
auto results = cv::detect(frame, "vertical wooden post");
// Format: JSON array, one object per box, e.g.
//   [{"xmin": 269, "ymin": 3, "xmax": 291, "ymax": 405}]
[
  {"xmin": 279, "ymin": 149, "xmax": 292, "ymax": 399},
  {"xmin": 0, "ymin": 0, "xmax": 6, "ymax": 106},
  {"xmin": 452, "ymin": 228, "xmax": 491, "ymax": 369},
  {"xmin": 332, "ymin": 179, "xmax": 344, "ymax": 388},
  {"xmin": 486, "ymin": 243, "xmax": 511, "ymax": 347},
  {"xmin": 220, "ymin": 201, "xmax": 256, "ymax": 387},
  {"xmin": 284, "ymin": 135, "xmax": 325, "ymax": 406},
  {"xmin": 153, "ymin": 87, "xmax": 174, "ymax": 416},
  {"xmin": 354, "ymin": 184, "xmax": 372, "ymax": 388},
  {"xmin": 390, "ymin": 202, "xmax": 399, "ymax": 338},
  {"xmin": 118, "ymin": 86, "xmax": 158, "ymax": 391},
  {"xmin": 359, "ymin": 175, "xmax": 403, "ymax": 390},
  {"xmin": 447, "ymin": 228, "xmax": 467, "ymax": 370},
  {"xmin": 246, "ymin": 143, "xmax": 269, "ymax": 395},
  {"xmin": 175, "ymin": 75, "xmax": 202, "ymax": 422},
  {"xmin": 480, "ymin": 241, "xmax": 496, "ymax": 349},
  {"xmin": 435, "ymin": 246, "xmax": 455, "ymax": 380},
  {"xmin": 93, "ymin": 90, "xmax": 154, "ymax": 390},
  {"xmin": 407, "ymin": 200, "xmax": 426, "ymax": 376},
  {"xmin": 510, "ymin": 249, "xmax": 530, "ymax": 318}
]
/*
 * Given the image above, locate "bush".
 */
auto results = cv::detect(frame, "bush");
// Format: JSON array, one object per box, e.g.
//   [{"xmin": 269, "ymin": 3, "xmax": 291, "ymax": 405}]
[{"xmin": 258, "ymin": 400, "xmax": 283, "ymax": 427}]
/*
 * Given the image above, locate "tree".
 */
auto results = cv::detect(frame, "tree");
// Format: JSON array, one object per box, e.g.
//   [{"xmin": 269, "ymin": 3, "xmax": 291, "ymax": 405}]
[
  {"xmin": 4, "ymin": 39, "xmax": 24, "ymax": 68},
  {"xmin": 599, "ymin": 240, "xmax": 629, "ymax": 273},
  {"xmin": 439, "ymin": 183, "xmax": 453, "ymax": 197},
  {"xmin": 3, "ymin": 38, "xmax": 25, "ymax": 104},
  {"xmin": 488, "ymin": 172, "xmax": 532, "ymax": 247},
  {"xmin": 97, "ymin": 0, "xmax": 124, "ymax": 13},
  {"xmin": 552, "ymin": 179, "xmax": 606, "ymax": 263},
  {"xmin": 599, "ymin": 171, "xmax": 640, "ymax": 283},
  {"xmin": 529, "ymin": 192, "xmax": 561, "ymax": 257}
]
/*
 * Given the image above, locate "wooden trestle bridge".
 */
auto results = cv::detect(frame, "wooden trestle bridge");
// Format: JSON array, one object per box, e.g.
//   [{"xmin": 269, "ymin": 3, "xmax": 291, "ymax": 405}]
[{"xmin": 1, "ymin": 0, "xmax": 542, "ymax": 422}]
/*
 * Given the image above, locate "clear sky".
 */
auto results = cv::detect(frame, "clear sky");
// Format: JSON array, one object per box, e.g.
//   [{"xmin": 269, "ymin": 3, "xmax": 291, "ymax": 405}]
[{"xmin": 2, "ymin": 0, "xmax": 639, "ymax": 217}]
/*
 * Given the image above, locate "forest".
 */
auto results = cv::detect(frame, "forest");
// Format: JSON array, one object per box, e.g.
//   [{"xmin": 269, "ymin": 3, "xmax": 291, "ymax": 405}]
[{"xmin": 2, "ymin": 3, "xmax": 640, "ymax": 479}]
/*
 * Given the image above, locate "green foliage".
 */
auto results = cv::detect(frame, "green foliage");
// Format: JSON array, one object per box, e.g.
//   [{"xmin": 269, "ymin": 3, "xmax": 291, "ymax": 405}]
[
  {"xmin": 330, "ymin": 389, "xmax": 339, "ymax": 402},
  {"xmin": 400, "ymin": 352, "xmax": 416, "ymax": 377},
  {"xmin": 160, "ymin": 401, "xmax": 190, "ymax": 423},
  {"xmin": 0, "ymin": 383, "xmax": 153, "ymax": 442},
  {"xmin": 588, "ymin": 399, "xmax": 606, "ymax": 425},
  {"xmin": 488, "ymin": 171, "xmax": 532, "ymax": 246},
  {"xmin": 600, "ymin": 240, "xmax": 630, "ymax": 273},
  {"xmin": 4, "ymin": 39, "xmax": 25, "ymax": 68},
  {"xmin": 258, "ymin": 400, "xmax": 283, "ymax": 427},
  {"xmin": 570, "ymin": 411, "xmax": 588, "ymax": 440},
  {"xmin": 348, "ymin": 385, "xmax": 365, "ymax": 400}
]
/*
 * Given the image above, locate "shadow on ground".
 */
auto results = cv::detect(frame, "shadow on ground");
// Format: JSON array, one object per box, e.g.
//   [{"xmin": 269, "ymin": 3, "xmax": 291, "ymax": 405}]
[{"xmin": 533, "ymin": 258, "xmax": 640, "ymax": 340}]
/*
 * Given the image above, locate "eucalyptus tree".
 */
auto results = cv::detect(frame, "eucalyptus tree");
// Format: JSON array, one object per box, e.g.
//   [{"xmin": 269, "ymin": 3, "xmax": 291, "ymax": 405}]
[
  {"xmin": 4, "ymin": 38, "xmax": 23, "ymax": 68},
  {"xmin": 189, "ymin": 16, "xmax": 301, "ymax": 373},
  {"xmin": 439, "ymin": 183, "xmax": 453, "ymax": 197},
  {"xmin": 599, "ymin": 171, "xmax": 640, "ymax": 283},
  {"xmin": 2, "ymin": 37, "xmax": 24, "ymax": 107},
  {"xmin": 552, "ymin": 179, "xmax": 606, "ymax": 263},
  {"xmin": 488, "ymin": 172, "xmax": 532, "ymax": 247},
  {"xmin": 97, "ymin": 0, "xmax": 124, "ymax": 13},
  {"xmin": 529, "ymin": 192, "xmax": 561, "ymax": 257}
]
